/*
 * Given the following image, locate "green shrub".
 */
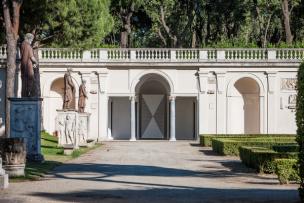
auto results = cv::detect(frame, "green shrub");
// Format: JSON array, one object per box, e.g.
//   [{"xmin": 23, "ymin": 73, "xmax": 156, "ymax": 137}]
[
  {"xmin": 272, "ymin": 145, "xmax": 299, "ymax": 153},
  {"xmin": 296, "ymin": 62, "xmax": 304, "ymax": 200},
  {"xmin": 239, "ymin": 146, "xmax": 297, "ymax": 173},
  {"xmin": 275, "ymin": 159, "xmax": 300, "ymax": 184},
  {"xmin": 211, "ymin": 137, "xmax": 296, "ymax": 156},
  {"xmin": 200, "ymin": 134, "xmax": 295, "ymax": 147}
]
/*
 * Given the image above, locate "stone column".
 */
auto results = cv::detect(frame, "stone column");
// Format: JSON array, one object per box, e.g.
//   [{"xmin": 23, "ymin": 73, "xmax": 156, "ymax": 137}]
[
  {"xmin": 130, "ymin": 96, "xmax": 136, "ymax": 141},
  {"xmin": 266, "ymin": 71, "xmax": 277, "ymax": 134},
  {"xmin": 215, "ymin": 71, "xmax": 226, "ymax": 134},
  {"xmin": 169, "ymin": 96, "xmax": 176, "ymax": 141},
  {"xmin": 198, "ymin": 71, "xmax": 209, "ymax": 134},
  {"xmin": 97, "ymin": 71, "xmax": 111, "ymax": 141}
]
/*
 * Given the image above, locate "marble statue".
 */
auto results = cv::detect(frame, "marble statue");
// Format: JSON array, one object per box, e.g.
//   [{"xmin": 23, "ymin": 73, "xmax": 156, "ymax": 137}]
[
  {"xmin": 20, "ymin": 33, "xmax": 38, "ymax": 97},
  {"xmin": 78, "ymin": 80, "xmax": 88, "ymax": 113},
  {"xmin": 63, "ymin": 69, "xmax": 75, "ymax": 110}
]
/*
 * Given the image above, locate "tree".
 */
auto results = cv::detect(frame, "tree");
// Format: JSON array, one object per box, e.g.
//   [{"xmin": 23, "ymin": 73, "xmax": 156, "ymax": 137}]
[
  {"xmin": 44, "ymin": 0, "xmax": 113, "ymax": 48},
  {"xmin": 281, "ymin": 0, "xmax": 300, "ymax": 45},
  {"xmin": 296, "ymin": 62, "xmax": 304, "ymax": 201},
  {"xmin": 110, "ymin": 0, "xmax": 143, "ymax": 48},
  {"xmin": 2, "ymin": 0, "xmax": 23, "ymax": 137}
]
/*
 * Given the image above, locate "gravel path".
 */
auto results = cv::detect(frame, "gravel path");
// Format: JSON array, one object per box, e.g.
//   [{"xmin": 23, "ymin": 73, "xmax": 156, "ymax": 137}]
[{"xmin": 0, "ymin": 141, "xmax": 300, "ymax": 203}]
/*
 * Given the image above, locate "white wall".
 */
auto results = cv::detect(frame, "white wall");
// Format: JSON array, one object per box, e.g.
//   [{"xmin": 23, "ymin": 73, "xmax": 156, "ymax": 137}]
[
  {"xmin": 110, "ymin": 97, "xmax": 131, "ymax": 140},
  {"xmin": 176, "ymin": 97, "xmax": 196, "ymax": 139}
]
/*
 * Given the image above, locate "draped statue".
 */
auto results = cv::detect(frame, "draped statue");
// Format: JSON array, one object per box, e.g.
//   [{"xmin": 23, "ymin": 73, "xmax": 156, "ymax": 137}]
[
  {"xmin": 63, "ymin": 69, "xmax": 75, "ymax": 110},
  {"xmin": 78, "ymin": 80, "xmax": 88, "ymax": 113},
  {"xmin": 20, "ymin": 33, "xmax": 38, "ymax": 97}
]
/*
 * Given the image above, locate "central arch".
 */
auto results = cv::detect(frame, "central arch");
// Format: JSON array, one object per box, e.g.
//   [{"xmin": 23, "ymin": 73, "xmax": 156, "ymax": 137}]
[{"xmin": 135, "ymin": 73, "xmax": 171, "ymax": 139}]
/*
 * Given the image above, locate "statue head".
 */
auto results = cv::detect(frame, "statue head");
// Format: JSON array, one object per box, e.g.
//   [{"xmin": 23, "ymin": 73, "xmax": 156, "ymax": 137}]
[
  {"xmin": 67, "ymin": 68, "xmax": 73, "ymax": 75},
  {"xmin": 24, "ymin": 33, "xmax": 34, "ymax": 44}
]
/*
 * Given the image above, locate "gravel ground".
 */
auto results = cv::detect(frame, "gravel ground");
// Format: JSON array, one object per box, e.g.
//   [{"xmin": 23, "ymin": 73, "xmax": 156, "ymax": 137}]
[{"xmin": 0, "ymin": 141, "xmax": 300, "ymax": 203}]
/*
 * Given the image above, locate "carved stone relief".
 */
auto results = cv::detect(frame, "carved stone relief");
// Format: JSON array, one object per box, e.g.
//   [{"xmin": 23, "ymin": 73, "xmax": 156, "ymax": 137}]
[
  {"xmin": 289, "ymin": 94, "xmax": 297, "ymax": 105},
  {"xmin": 281, "ymin": 78, "xmax": 297, "ymax": 91},
  {"xmin": 56, "ymin": 112, "xmax": 77, "ymax": 147},
  {"xmin": 78, "ymin": 116, "xmax": 88, "ymax": 145},
  {"xmin": 11, "ymin": 105, "xmax": 36, "ymax": 154}
]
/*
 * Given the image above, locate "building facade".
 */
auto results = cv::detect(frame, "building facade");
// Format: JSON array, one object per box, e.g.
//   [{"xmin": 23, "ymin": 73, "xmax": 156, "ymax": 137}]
[{"xmin": 0, "ymin": 47, "xmax": 302, "ymax": 140}]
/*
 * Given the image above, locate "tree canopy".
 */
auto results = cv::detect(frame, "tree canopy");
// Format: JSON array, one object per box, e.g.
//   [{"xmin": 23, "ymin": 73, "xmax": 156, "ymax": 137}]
[{"xmin": 1, "ymin": 0, "xmax": 304, "ymax": 48}]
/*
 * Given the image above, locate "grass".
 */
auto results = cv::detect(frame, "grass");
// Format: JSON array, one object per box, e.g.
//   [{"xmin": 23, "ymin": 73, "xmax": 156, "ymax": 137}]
[{"xmin": 11, "ymin": 131, "xmax": 101, "ymax": 181}]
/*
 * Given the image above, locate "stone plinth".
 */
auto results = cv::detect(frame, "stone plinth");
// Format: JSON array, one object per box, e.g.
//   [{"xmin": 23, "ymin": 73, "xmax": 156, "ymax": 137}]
[
  {"xmin": 63, "ymin": 144, "xmax": 74, "ymax": 155},
  {"xmin": 0, "ymin": 158, "xmax": 8, "ymax": 189},
  {"xmin": 9, "ymin": 98, "xmax": 44, "ymax": 162},
  {"xmin": 78, "ymin": 113, "xmax": 91, "ymax": 147},
  {"xmin": 0, "ymin": 138, "xmax": 26, "ymax": 177},
  {"xmin": 56, "ymin": 111, "xmax": 91, "ymax": 149},
  {"xmin": 56, "ymin": 110, "xmax": 79, "ymax": 149}
]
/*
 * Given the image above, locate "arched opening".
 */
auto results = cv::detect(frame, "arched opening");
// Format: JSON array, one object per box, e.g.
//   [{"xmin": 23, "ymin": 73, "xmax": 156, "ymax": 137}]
[
  {"xmin": 228, "ymin": 77, "xmax": 260, "ymax": 134},
  {"xmin": 48, "ymin": 77, "xmax": 76, "ymax": 134},
  {"xmin": 137, "ymin": 74, "xmax": 170, "ymax": 139}
]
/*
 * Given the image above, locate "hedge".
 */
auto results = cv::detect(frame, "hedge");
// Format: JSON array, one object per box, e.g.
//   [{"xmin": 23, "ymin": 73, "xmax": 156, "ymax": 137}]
[
  {"xmin": 275, "ymin": 159, "xmax": 300, "ymax": 184},
  {"xmin": 296, "ymin": 62, "xmax": 304, "ymax": 200},
  {"xmin": 212, "ymin": 137, "xmax": 296, "ymax": 156},
  {"xmin": 200, "ymin": 134, "xmax": 296, "ymax": 147},
  {"xmin": 272, "ymin": 144, "xmax": 299, "ymax": 153},
  {"xmin": 239, "ymin": 146, "xmax": 297, "ymax": 173}
]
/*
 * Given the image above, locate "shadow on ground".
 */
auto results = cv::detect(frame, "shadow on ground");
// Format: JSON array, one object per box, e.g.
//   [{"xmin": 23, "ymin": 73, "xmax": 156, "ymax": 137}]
[{"xmin": 27, "ymin": 187, "xmax": 299, "ymax": 203}]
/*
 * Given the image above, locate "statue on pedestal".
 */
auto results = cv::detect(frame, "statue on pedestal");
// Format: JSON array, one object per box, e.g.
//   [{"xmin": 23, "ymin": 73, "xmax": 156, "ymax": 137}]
[
  {"xmin": 20, "ymin": 33, "xmax": 38, "ymax": 97},
  {"xmin": 78, "ymin": 80, "xmax": 88, "ymax": 113},
  {"xmin": 63, "ymin": 69, "xmax": 75, "ymax": 110}
]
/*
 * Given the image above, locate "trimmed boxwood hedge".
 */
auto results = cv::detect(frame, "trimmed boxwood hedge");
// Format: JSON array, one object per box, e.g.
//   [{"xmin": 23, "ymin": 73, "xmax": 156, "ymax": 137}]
[
  {"xmin": 211, "ymin": 137, "xmax": 296, "ymax": 156},
  {"xmin": 200, "ymin": 134, "xmax": 296, "ymax": 147},
  {"xmin": 239, "ymin": 146, "xmax": 297, "ymax": 173},
  {"xmin": 272, "ymin": 144, "xmax": 299, "ymax": 153},
  {"xmin": 275, "ymin": 159, "xmax": 300, "ymax": 184}
]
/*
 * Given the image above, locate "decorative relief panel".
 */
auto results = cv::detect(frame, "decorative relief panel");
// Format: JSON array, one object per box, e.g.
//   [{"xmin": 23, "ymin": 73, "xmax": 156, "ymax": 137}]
[
  {"xmin": 281, "ymin": 78, "xmax": 297, "ymax": 91},
  {"xmin": 288, "ymin": 94, "xmax": 297, "ymax": 105}
]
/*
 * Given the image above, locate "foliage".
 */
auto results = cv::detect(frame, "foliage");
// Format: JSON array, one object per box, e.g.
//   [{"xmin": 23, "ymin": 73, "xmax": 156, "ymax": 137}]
[
  {"xmin": 200, "ymin": 134, "xmax": 296, "ymax": 147},
  {"xmin": 239, "ymin": 146, "xmax": 297, "ymax": 173},
  {"xmin": 272, "ymin": 145, "xmax": 299, "ymax": 153},
  {"xmin": 275, "ymin": 159, "xmax": 300, "ymax": 184},
  {"xmin": 1, "ymin": 0, "xmax": 114, "ymax": 48},
  {"xmin": 211, "ymin": 137, "xmax": 296, "ymax": 156},
  {"xmin": 296, "ymin": 62, "xmax": 304, "ymax": 200}
]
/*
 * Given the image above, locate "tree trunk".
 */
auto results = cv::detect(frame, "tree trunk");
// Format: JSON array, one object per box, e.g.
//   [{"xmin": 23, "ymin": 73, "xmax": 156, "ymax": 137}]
[
  {"xmin": 191, "ymin": 32, "xmax": 197, "ymax": 48},
  {"xmin": 282, "ymin": 0, "xmax": 293, "ymax": 44},
  {"xmin": 5, "ymin": 35, "xmax": 18, "ymax": 138},
  {"xmin": 120, "ymin": 31, "xmax": 128, "ymax": 48},
  {"xmin": 2, "ymin": 0, "xmax": 22, "ymax": 137}
]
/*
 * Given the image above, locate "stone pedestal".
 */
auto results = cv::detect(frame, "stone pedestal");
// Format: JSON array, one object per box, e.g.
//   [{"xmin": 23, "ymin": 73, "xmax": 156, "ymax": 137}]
[
  {"xmin": 0, "ymin": 138, "xmax": 26, "ymax": 177},
  {"xmin": 56, "ymin": 111, "xmax": 91, "ymax": 149},
  {"xmin": 56, "ymin": 110, "xmax": 79, "ymax": 149},
  {"xmin": 9, "ymin": 98, "xmax": 44, "ymax": 162},
  {"xmin": 78, "ymin": 112, "xmax": 91, "ymax": 147},
  {"xmin": 0, "ymin": 158, "xmax": 8, "ymax": 189}
]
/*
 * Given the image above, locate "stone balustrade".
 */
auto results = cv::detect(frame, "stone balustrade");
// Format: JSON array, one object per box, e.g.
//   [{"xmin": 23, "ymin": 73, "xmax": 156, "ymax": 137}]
[{"xmin": 0, "ymin": 45, "xmax": 304, "ymax": 63}]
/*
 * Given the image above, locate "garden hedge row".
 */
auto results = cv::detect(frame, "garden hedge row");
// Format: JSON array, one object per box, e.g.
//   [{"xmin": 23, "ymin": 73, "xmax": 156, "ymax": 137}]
[
  {"xmin": 239, "ymin": 146, "xmax": 297, "ymax": 173},
  {"xmin": 275, "ymin": 159, "xmax": 300, "ymax": 184},
  {"xmin": 211, "ymin": 137, "xmax": 296, "ymax": 156},
  {"xmin": 200, "ymin": 134, "xmax": 295, "ymax": 147},
  {"xmin": 272, "ymin": 144, "xmax": 299, "ymax": 153}
]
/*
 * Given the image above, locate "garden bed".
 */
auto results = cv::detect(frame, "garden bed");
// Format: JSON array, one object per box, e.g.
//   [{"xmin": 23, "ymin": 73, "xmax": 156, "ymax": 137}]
[
  {"xmin": 211, "ymin": 137, "xmax": 296, "ymax": 156},
  {"xmin": 239, "ymin": 146, "xmax": 297, "ymax": 173},
  {"xmin": 200, "ymin": 134, "xmax": 295, "ymax": 147}
]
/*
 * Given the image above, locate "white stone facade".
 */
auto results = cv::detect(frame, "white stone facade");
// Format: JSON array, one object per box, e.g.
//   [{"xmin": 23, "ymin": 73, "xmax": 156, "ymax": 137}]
[{"xmin": 0, "ymin": 46, "xmax": 302, "ymax": 140}]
